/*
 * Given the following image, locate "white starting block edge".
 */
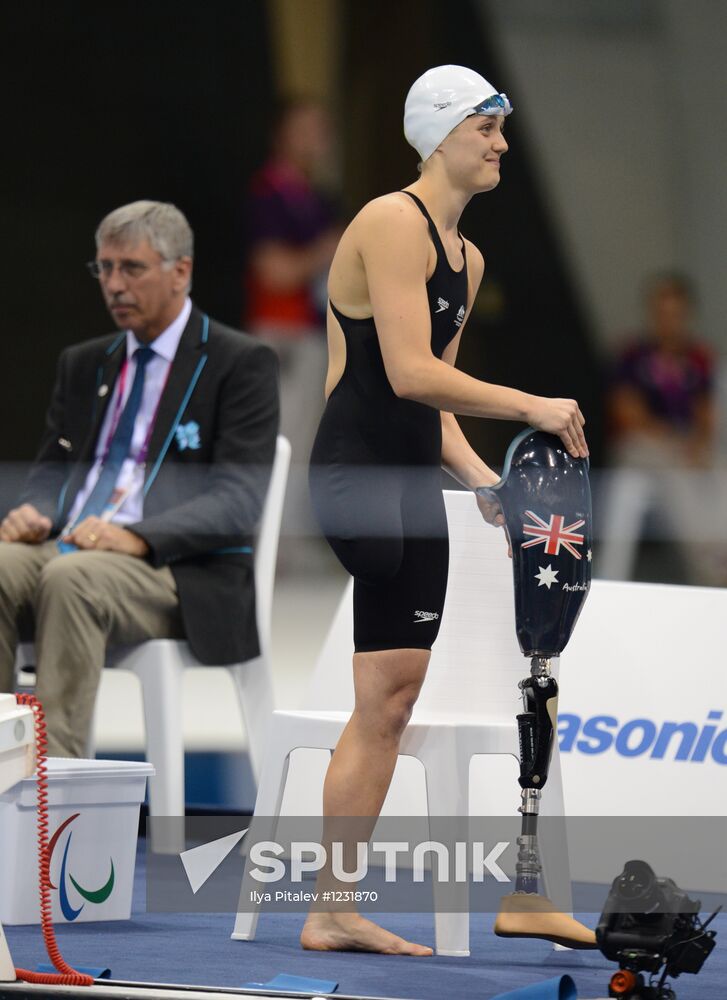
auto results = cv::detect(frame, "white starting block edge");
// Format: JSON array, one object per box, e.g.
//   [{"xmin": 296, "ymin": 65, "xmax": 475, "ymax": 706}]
[
  {"xmin": 0, "ymin": 983, "xmax": 618, "ymax": 1000},
  {"xmin": 0, "ymin": 982, "xmax": 337, "ymax": 999},
  {"xmin": 0, "ymin": 979, "xmax": 614, "ymax": 999},
  {"xmin": 0, "ymin": 985, "xmax": 391, "ymax": 999}
]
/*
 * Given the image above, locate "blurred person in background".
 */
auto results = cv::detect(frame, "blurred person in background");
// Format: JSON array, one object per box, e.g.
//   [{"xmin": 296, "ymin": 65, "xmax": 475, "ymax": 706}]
[
  {"xmin": 601, "ymin": 271, "xmax": 724, "ymax": 584},
  {"xmin": 0, "ymin": 201, "xmax": 278, "ymax": 758},
  {"xmin": 243, "ymin": 98, "xmax": 342, "ymax": 571},
  {"xmin": 609, "ymin": 272, "xmax": 714, "ymax": 467}
]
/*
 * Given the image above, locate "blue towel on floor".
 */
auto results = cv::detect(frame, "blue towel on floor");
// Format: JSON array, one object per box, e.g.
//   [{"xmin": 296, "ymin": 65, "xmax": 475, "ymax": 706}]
[
  {"xmin": 37, "ymin": 964, "xmax": 111, "ymax": 979},
  {"xmin": 492, "ymin": 974, "xmax": 577, "ymax": 1000},
  {"xmin": 242, "ymin": 972, "xmax": 338, "ymax": 993}
]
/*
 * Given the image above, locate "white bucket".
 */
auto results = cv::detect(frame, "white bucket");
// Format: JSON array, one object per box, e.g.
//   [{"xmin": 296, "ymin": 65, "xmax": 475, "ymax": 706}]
[{"xmin": 0, "ymin": 757, "xmax": 153, "ymax": 925}]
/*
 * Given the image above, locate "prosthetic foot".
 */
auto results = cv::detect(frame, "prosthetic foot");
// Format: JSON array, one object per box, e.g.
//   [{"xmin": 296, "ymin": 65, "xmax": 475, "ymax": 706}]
[
  {"xmin": 494, "ymin": 891, "xmax": 597, "ymax": 949},
  {"xmin": 479, "ymin": 430, "xmax": 596, "ymax": 949}
]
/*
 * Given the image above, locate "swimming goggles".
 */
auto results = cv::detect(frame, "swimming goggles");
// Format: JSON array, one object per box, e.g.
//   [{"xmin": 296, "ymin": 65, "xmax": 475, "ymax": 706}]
[{"xmin": 473, "ymin": 93, "xmax": 513, "ymax": 116}]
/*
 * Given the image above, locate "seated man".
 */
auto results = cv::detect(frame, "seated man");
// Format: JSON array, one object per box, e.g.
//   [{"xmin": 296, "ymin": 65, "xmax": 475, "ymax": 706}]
[{"xmin": 0, "ymin": 200, "xmax": 279, "ymax": 757}]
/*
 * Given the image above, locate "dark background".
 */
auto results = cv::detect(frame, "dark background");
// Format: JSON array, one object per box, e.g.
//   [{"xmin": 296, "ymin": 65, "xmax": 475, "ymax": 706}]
[
  {"xmin": 2, "ymin": 1, "xmax": 274, "ymax": 466},
  {"xmin": 2, "ymin": 0, "xmax": 602, "ymax": 486}
]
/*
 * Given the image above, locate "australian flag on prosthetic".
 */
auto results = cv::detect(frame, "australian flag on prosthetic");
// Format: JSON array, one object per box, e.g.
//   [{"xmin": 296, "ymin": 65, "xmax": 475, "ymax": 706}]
[{"xmin": 478, "ymin": 428, "xmax": 593, "ymax": 658}]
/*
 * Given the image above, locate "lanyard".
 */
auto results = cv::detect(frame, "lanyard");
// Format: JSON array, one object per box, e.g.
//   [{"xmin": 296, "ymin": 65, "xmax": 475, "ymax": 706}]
[{"xmin": 100, "ymin": 354, "xmax": 172, "ymax": 467}]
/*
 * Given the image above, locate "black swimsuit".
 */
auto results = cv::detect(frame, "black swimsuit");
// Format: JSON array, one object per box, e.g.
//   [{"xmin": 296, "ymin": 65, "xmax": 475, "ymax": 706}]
[{"xmin": 309, "ymin": 192, "xmax": 469, "ymax": 651}]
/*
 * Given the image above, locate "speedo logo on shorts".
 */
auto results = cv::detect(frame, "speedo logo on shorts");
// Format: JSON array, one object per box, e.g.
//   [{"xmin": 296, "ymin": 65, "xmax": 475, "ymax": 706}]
[{"xmin": 413, "ymin": 610, "xmax": 440, "ymax": 623}]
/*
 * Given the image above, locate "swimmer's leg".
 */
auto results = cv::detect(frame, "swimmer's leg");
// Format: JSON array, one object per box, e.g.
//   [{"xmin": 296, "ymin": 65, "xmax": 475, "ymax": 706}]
[{"xmin": 300, "ymin": 647, "xmax": 433, "ymax": 956}]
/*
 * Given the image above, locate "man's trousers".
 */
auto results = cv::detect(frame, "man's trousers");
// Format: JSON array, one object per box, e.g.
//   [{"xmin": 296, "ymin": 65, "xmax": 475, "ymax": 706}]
[{"xmin": 0, "ymin": 541, "xmax": 184, "ymax": 757}]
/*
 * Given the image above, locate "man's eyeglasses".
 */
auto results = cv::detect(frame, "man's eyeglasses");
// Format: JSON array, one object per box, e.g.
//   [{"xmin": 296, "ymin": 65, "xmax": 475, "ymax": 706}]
[{"xmin": 86, "ymin": 259, "xmax": 161, "ymax": 281}]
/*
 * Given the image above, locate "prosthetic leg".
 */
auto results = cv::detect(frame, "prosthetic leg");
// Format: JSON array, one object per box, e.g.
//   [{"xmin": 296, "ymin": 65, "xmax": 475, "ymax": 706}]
[{"xmin": 477, "ymin": 429, "xmax": 597, "ymax": 948}]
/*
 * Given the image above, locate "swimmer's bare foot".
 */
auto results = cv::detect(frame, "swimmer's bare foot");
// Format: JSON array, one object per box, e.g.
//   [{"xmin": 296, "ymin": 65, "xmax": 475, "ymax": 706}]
[
  {"xmin": 301, "ymin": 912, "xmax": 433, "ymax": 955},
  {"xmin": 494, "ymin": 893, "xmax": 597, "ymax": 949}
]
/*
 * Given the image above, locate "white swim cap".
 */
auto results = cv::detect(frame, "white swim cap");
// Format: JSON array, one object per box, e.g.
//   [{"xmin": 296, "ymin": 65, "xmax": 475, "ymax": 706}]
[{"xmin": 404, "ymin": 64, "xmax": 513, "ymax": 162}]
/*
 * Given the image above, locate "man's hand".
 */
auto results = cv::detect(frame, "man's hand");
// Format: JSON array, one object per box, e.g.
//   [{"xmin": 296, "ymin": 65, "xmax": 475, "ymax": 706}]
[
  {"xmin": 0, "ymin": 504, "xmax": 52, "ymax": 544},
  {"xmin": 475, "ymin": 488, "xmax": 512, "ymax": 558},
  {"xmin": 64, "ymin": 517, "xmax": 149, "ymax": 557}
]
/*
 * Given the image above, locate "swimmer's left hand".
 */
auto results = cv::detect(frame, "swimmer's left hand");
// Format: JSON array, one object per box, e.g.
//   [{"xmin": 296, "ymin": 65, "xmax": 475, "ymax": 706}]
[{"xmin": 475, "ymin": 488, "xmax": 512, "ymax": 558}]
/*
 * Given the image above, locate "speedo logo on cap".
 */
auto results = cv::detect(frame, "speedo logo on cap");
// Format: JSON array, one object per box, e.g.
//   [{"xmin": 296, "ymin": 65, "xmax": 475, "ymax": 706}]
[{"xmin": 433, "ymin": 101, "xmax": 452, "ymax": 111}]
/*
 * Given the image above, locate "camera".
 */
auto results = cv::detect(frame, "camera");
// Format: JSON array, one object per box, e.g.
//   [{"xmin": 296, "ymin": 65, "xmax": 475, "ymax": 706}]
[{"xmin": 596, "ymin": 860, "xmax": 720, "ymax": 999}]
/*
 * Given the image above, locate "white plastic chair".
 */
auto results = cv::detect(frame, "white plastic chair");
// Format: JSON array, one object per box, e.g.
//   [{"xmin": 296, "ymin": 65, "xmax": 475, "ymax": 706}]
[
  {"xmin": 231, "ymin": 489, "xmax": 571, "ymax": 956},
  {"xmin": 16, "ymin": 435, "xmax": 291, "ymax": 820}
]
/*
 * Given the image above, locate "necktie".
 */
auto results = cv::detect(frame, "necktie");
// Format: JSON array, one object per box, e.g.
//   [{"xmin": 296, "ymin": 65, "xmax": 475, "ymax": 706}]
[{"xmin": 59, "ymin": 346, "xmax": 155, "ymax": 549}]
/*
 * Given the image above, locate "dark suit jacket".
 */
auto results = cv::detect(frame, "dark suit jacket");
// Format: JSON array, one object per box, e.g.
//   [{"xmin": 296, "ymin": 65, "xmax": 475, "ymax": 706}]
[{"xmin": 21, "ymin": 305, "xmax": 279, "ymax": 665}]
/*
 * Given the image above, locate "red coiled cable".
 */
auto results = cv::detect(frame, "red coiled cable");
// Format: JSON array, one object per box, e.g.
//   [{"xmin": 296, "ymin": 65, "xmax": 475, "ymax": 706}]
[{"xmin": 13, "ymin": 694, "xmax": 94, "ymax": 987}]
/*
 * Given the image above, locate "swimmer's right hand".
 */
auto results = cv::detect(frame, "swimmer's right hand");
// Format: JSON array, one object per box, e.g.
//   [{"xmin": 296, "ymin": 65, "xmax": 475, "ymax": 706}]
[{"xmin": 527, "ymin": 397, "xmax": 588, "ymax": 459}]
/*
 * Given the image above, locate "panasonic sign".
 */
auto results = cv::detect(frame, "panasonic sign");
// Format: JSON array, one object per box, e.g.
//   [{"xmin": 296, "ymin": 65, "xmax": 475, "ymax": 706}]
[{"xmin": 558, "ymin": 711, "xmax": 726, "ymax": 764}]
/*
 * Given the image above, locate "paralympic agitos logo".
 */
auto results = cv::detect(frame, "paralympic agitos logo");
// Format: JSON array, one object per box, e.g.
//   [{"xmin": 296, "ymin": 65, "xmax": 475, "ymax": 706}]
[{"xmin": 47, "ymin": 813, "xmax": 115, "ymax": 920}]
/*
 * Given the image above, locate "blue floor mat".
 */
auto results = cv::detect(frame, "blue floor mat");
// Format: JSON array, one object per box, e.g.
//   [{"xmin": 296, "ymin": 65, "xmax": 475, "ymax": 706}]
[{"xmin": 5, "ymin": 843, "xmax": 725, "ymax": 999}]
